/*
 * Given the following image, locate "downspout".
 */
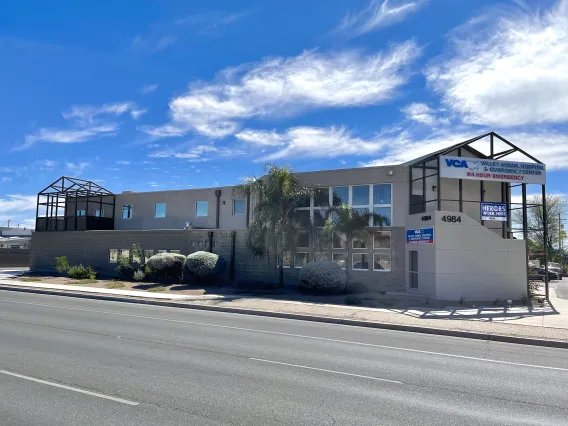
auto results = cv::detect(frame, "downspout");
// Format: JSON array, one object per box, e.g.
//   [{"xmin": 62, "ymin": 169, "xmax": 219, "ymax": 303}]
[{"xmin": 214, "ymin": 189, "xmax": 221, "ymax": 229}]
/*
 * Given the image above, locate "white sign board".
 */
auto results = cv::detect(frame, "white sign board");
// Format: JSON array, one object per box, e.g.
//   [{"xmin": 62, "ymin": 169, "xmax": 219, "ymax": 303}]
[{"xmin": 440, "ymin": 156, "xmax": 546, "ymax": 185}]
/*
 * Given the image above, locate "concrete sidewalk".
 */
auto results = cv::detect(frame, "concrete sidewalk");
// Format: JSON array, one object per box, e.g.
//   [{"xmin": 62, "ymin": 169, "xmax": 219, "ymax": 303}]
[{"xmin": 2, "ymin": 277, "xmax": 568, "ymax": 346}]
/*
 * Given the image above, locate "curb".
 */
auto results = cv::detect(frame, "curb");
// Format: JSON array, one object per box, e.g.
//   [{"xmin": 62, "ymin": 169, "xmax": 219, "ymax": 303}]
[{"xmin": 1, "ymin": 284, "xmax": 567, "ymax": 349}]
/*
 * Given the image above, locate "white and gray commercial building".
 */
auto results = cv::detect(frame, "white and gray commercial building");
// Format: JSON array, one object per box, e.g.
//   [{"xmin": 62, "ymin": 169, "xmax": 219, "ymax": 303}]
[{"xmin": 31, "ymin": 132, "xmax": 549, "ymax": 301}]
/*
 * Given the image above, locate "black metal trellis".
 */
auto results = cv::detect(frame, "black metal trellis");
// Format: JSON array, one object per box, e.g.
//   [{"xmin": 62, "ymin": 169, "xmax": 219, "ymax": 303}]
[{"xmin": 36, "ymin": 177, "xmax": 115, "ymax": 232}]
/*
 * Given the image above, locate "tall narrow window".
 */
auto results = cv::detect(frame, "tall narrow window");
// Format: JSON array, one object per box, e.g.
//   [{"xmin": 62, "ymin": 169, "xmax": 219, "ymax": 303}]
[
  {"xmin": 154, "ymin": 202, "xmax": 166, "ymax": 218},
  {"xmin": 122, "ymin": 205, "xmax": 133, "ymax": 219},
  {"xmin": 233, "ymin": 199, "xmax": 245, "ymax": 216},
  {"xmin": 409, "ymin": 251, "xmax": 418, "ymax": 288},
  {"xmin": 95, "ymin": 209, "xmax": 104, "ymax": 217},
  {"xmin": 76, "ymin": 209, "xmax": 86, "ymax": 217}
]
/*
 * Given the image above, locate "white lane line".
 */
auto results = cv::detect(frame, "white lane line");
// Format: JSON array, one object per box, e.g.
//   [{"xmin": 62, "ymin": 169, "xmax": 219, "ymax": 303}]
[
  {"xmin": 0, "ymin": 369, "xmax": 139, "ymax": 406},
  {"xmin": 250, "ymin": 358, "xmax": 403, "ymax": 384},
  {"xmin": 1, "ymin": 297, "xmax": 568, "ymax": 373}
]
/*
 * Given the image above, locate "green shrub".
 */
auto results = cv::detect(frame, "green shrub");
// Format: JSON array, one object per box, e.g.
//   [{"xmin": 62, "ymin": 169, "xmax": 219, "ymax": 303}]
[
  {"xmin": 116, "ymin": 255, "xmax": 135, "ymax": 280},
  {"xmin": 105, "ymin": 281, "xmax": 125, "ymax": 289},
  {"xmin": 67, "ymin": 264, "xmax": 96, "ymax": 280},
  {"xmin": 146, "ymin": 253, "xmax": 186, "ymax": 282},
  {"xmin": 55, "ymin": 256, "xmax": 70, "ymax": 273},
  {"xmin": 184, "ymin": 251, "xmax": 227, "ymax": 283},
  {"xmin": 148, "ymin": 286, "xmax": 167, "ymax": 293},
  {"xmin": 133, "ymin": 269, "xmax": 146, "ymax": 281},
  {"xmin": 298, "ymin": 261, "xmax": 347, "ymax": 293}
]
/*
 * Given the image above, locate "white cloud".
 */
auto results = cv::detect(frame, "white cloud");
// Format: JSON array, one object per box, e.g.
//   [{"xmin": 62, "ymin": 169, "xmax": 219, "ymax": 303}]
[
  {"xmin": 149, "ymin": 144, "xmax": 245, "ymax": 162},
  {"xmin": 140, "ymin": 84, "xmax": 158, "ymax": 94},
  {"xmin": 401, "ymin": 103, "xmax": 449, "ymax": 126},
  {"xmin": 19, "ymin": 101, "xmax": 143, "ymax": 150},
  {"xmin": 173, "ymin": 9, "xmax": 254, "ymax": 36},
  {"xmin": 116, "ymin": 160, "xmax": 131, "ymax": 165},
  {"xmin": 427, "ymin": 0, "xmax": 568, "ymax": 127},
  {"xmin": 43, "ymin": 160, "xmax": 56, "ymax": 168},
  {"xmin": 141, "ymin": 42, "xmax": 420, "ymax": 139},
  {"xmin": 240, "ymin": 126, "xmax": 387, "ymax": 161},
  {"xmin": 132, "ymin": 34, "xmax": 177, "ymax": 53},
  {"xmin": 235, "ymin": 129, "xmax": 286, "ymax": 146},
  {"xmin": 337, "ymin": 0, "xmax": 426, "ymax": 37},
  {"xmin": 65, "ymin": 162, "xmax": 90, "ymax": 176},
  {"xmin": 0, "ymin": 195, "xmax": 37, "ymax": 215}
]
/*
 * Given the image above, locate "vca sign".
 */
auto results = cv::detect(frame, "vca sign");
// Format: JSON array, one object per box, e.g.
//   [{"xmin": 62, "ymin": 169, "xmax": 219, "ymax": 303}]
[{"xmin": 439, "ymin": 155, "xmax": 546, "ymax": 185}]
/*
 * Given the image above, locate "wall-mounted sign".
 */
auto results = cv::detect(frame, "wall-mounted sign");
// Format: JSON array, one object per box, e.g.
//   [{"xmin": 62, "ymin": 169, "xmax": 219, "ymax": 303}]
[
  {"xmin": 440, "ymin": 156, "xmax": 546, "ymax": 185},
  {"xmin": 406, "ymin": 228, "xmax": 434, "ymax": 244},
  {"xmin": 481, "ymin": 202, "xmax": 507, "ymax": 222}
]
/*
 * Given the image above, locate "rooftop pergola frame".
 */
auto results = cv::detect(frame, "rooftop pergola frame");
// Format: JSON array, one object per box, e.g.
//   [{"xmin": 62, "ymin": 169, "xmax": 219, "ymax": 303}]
[
  {"xmin": 405, "ymin": 131, "xmax": 549, "ymax": 299},
  {"xmin": 36, "ymin": 177, "xmax": 116, "ymax": 232}
]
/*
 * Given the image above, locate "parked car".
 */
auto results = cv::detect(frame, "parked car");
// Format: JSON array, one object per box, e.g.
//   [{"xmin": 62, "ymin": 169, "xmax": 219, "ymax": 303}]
[
  {"xmin": 537, "ymin": 268, "xmax": 560, "ymax": 281},
  {"xmin": 548, "ymin": 262, "xmax": 565, "ymax": 278}
]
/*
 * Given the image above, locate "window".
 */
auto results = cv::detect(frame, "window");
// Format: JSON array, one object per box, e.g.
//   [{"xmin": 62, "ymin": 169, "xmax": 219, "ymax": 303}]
[
  {"xmin": 233, "ymin": 199, "xmax": 245, "ymax": 216},
  {"xmin": 119, "ymin": 249, "xmax": 130, "ymax": 261},
  {"xmin": 373, "ymin": 184, "xmax": 392, "ymax": 205},
  {"xmin": 374, "ymin": 207, "xmax": 392, "ymax": 227},
  {"xmin": 313, "ymin": 209, "xmax": 327, "ymax": 228},
  {"xmin": 109, "ymin": 249, "xmax": 118, "ymax": 263},
  {"xmin": 157, "ymin": 250, "xmax": 167, "ymax": 254},
  {"xmin": 196, "ymin": 201, "xmax": 208, "ymax": 217},
  {"xmin": 294, "ymin": 252, "xmax": 309, "ymax": 268},
  {"xmin": 314, "ymin": 188, "xmax": 329, "ymax": 207},
  {"xmin": 95, "ymin": 209, "xmax": 104, "ymax": 217},
  {"xmin": 132, "ymin": 250, "xmax": 142, "ymax": 263},
  {"xmin": 295, "ymin": 210, "xmax": 310, "ymax": 227},
  {"xmin": 352, "ymin": 253, "xmax": 369, "ymax": 270},
  {"xmin": 352, "ymin": 185, "xmax": 370, "ymax": 205},
  {"xmin": 122, "ymin": 204, "xmax": 133, "ymax": 219},
  {"xmin": 353, "ymin": 207, "xmax": 369, "ymax": 216},
  {"xmin": 313, "ymin": 252, "xmax": 329, "ymax": 261},
  {"xmin": 154, "ymin": 203, "xmax": 166, "ymax": 218},
  {"xmin": 144, "ymin": 250, "xmax": 154, "ymax": 262},
  {"xmin": 170, "ymin": 250, "xmax": 181, "ymax": 254},
  {"xmin": 76, "ymin": 209, "xmax": 86, "ymax": 217},
  {"xmin": 278, "ymin": 252, "xmax": 291, "ymax": 268},
  {"xmin": 374, "ymin": 253, "xmax": 391, "ymax": 271},
  {"xmin": 297, "ymin": 232, "xmax": 309, "ymax": 248},
  {"xmin": 332, "ymin": 232, "xmax": 346, "ymax": 249},
  {"xmin": 332, "ymin": 187, "xmax": 349, "ymax": 206},
  {"xmin": 332, "ymin": 253, "xmax": 346, "ymax": 269},
  {"xmin": 409, "ymin": 251, "xmax": 418, "ymax": 288},
  {"xmin": 373, "ymin": 231, "xmax": 391, "ymax": 249},
  {"xmin": 352, "ymin": 236, "xmax": 367, "ymax": 249}
]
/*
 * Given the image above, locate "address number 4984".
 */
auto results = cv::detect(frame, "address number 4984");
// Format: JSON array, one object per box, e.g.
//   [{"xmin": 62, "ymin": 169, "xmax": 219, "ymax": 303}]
[{"xmin": 441, "ymin": 215, "xmax": 461, "ymax": 223}]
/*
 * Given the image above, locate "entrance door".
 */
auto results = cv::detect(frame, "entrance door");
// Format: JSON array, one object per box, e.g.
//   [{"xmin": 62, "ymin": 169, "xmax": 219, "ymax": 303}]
[{"xmin": 409, "ymin": 251, "xmax": 418, "ymax": 289}]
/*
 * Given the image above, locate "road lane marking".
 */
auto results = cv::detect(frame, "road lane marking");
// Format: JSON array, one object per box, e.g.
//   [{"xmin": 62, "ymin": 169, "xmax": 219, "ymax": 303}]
[
  {"xmin": 2, "ymin": 296, "xmax": 568, "ymax": 373},
  {"xmin": 250, "ymin": 358, "xmax": 403, "ymax": 384},
  {"xmin": 0, "ymin": 369, "xmax": 139, "ymax": 406}
]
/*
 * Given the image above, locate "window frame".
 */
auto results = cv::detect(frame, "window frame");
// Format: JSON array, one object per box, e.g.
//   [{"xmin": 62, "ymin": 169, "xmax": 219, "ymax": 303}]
[
  {"xmin": 122, "ymin": 204, "xmax": 133, "ymax": 219},
  {"xmin": 76, "ymin": 209, "xmax": 86, "ymax": 217},
  {"xmin": 332, "ymin": 252, "xmax": 347, "ymax": 270},
  {"xmin": 154, "ymin": 202, "xmax": 166, "ymax": 218},
  {"xmin": 352, "ymin": 253, "xmax": 370, "ymax": 271},
  {"xmin": 233, "ymin": 199, "xmax": 245, "ymax": 216},
  {"xmin": 195, "ymin": 201, "xmax": 208, "ymax": 217},
  {"xmin": 294, "ymin": 252, "xmax": 309, "ymax": 269},
  {"xmin": 109, "ymin": 249, "xmax": 119, "ymax": 263},
  {"xmin": 278, "ymin": 252, "xmax": 292, "ymax": 269},
  {"xmin": 373, "ymin": 231, "xmax": 391, "ymax": 249},
  {"xmin": 94, "ymin": 209, "xmax": 104, "ymax": 218},
  {"xmin": 373, "ymin": 253, "xmax": 392, "ymax": 272},
  {"xmin": 119, "ymin": 249, "xmax": 130, "ymax": 261}
]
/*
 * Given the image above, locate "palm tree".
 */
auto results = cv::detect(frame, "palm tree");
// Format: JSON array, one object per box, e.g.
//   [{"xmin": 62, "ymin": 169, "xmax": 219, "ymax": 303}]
[
  {"xmin": 233, "ymin": 165, "xmax": 314, "ymax": 287},
  {"xmin": 323, "ymin": 204, "xmax": 390, "ymax": 284}
]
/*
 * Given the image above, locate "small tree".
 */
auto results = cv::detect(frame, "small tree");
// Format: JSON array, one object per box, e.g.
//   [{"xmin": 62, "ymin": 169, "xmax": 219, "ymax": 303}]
[
  {"xmin": 234, "ymin": 165, "xmax": 314, "ymax": 288},
  {"xmin": 323, "ymin": 204, "xmax": 389, "ymax": 283}
]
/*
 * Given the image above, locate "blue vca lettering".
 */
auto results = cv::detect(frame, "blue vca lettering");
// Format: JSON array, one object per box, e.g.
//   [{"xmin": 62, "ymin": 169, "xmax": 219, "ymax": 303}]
[{"xmin": 445, "ymin": 159, "xmax": 468, "ymax": 168}]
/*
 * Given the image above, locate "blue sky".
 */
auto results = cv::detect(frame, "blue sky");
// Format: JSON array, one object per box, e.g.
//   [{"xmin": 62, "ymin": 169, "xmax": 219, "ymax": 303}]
[{"xmin": 1, "ymin": 0, "xmax": 567, "ymax": 228}]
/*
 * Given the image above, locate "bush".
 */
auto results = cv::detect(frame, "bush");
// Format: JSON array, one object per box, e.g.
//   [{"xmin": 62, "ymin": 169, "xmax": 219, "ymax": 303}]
[
  {"xmin": 116, "ymin": 256, "xmax": 134, "ymax": 280},
  {"xmin": 298, "ymin": 261, "xmax": 347, "ymax": 293},
  {"xmin": 184, "ymin": 251, "xmax": 227, "ymax": 283},
  {"xmin": 133, "ymin": 269, "xmax": 146, "ymax": 281},
  {"xmin": 146, "ymin": 253, "xmax": 186, "ymax": 282},
  {"xmin": 67, "ymin": 264, "xmax": 96, "ymax": 280},
  {"xmin": 55, "ymin": 256, "xmax": 70, "ymax": 273}
]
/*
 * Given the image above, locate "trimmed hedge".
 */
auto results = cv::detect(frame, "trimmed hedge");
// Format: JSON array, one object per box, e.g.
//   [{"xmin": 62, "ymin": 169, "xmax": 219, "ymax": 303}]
[
  {"xmin": 184, "ymin": 251, "xmax": 227, "ymax": 283},
  {"xmin": 146, "ymin": 253, "xmax": 186, "ymax": 281},
  {"xmin": 298, "ymin": 260, "xmax": 347, "ymax": 293}
]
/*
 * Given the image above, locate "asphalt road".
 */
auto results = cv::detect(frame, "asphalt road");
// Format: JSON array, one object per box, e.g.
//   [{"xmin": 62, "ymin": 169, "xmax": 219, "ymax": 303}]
[
  {"xmin": 1, "ymin": 291, "xmax": 568, "ymax": 425},
  {"xmin": 553, "ymin": 278, "xmax": 568, "ymax": 299}
]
